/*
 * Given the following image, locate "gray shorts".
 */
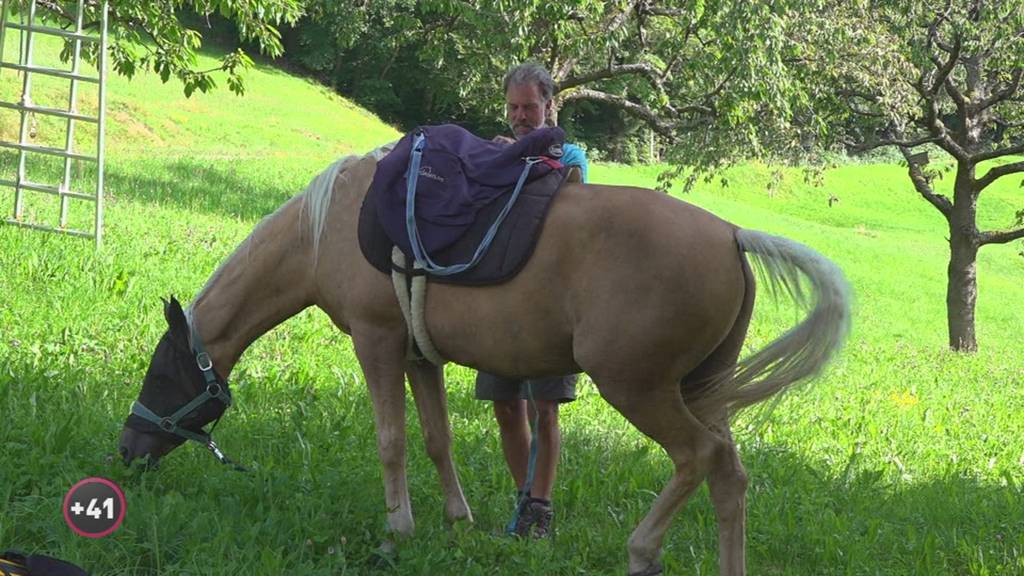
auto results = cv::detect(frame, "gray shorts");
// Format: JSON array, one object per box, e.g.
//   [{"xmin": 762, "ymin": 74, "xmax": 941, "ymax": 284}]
[{"xmin": 474, "ymin": 371, "xmax": 578, "ymax": 403}]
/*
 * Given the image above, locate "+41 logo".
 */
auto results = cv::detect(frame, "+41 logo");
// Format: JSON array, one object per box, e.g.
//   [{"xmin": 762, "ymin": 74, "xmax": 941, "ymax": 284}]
[{"xmin": 63, "ymin": 478, "xmax": 126, "ymax": 538}]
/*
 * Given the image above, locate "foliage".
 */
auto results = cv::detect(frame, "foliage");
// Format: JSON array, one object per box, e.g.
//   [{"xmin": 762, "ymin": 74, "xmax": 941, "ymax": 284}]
[
  {"xmin": 284, "ymin": 1, "xmax": 831, "ymax": 168},
  {"xmin": 4, "ymin": 0, "xmax": 303, "ymax": 96}
]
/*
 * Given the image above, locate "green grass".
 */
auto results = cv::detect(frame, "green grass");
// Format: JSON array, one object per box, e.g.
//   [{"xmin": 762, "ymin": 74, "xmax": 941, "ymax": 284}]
[{"xmin": 2, "ymin": 35, "xmax": 1023, "ymax": 576}]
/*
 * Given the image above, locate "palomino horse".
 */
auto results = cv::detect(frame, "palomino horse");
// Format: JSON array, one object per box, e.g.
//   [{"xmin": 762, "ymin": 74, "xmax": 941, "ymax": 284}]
[{"xmin": 119, "ymin": 147, "xmax": 850, "ymax": 576}]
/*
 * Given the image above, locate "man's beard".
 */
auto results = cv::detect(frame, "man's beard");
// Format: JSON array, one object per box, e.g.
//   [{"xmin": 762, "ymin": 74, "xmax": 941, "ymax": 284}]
[{"xmin": 510, "ymin": 122, "xmax": 540, "ymax": 138}]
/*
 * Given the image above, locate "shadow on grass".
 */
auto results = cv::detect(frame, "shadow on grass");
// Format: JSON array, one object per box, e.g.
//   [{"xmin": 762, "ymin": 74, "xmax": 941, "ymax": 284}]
[
  {"xmin": 2, "ymin": 359, "xmax": 1020, "ymax": 575},
  {"xmin": 104, "ymin": 157, "xmax": 316, "ymax": 221},
  {"xmin": 0, "ymin": 152, "xmax": 321, "ymax": 223}
]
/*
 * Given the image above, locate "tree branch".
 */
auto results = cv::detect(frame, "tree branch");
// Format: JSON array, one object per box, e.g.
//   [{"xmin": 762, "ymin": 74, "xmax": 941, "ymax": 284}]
[
  {"xmin": 850, "ymin": 134, "xmax": 941, "ymax": 153},
  {"xmin": 645, "ymin": 7, "xmax": 687, "ymax": 18},
  {"xmin": 943, "ymin": 76, "xmax": 967, "ymax": 110},
  {"xmin": 927, "ymin": 0, "xmax": 956, "ymax": 53},
  {"xmin": 899, "ymin": 146, "xmax": 953, "ymax": 218},
  {"xmin": 919, "ymin": 93, "xmax": 971, "ymax": 162},
  {"xmin": 928, "ymin": 33, "xmax": 961, "ymax": 96},
  {"xmin": 976, "ymin": 160, "xmax": 1024, "ymax": 191},
  {"xmin": 561, "ymin": 88, "xmax": 677, "ymax": 140},
  {"xmin": 973, "ymin": 142, "xmax": 1024, "ymax": 163},
  {"xmin": 559, "ymin": 63, "xmax": 664, "ymax": 93},
  {"xmin": 974, "ymin": 68, "xmax": 1023, "ymax": 113},
  {"xmin": 978, "ymin": 227, "xmax": 1024, "ymax": 246}
]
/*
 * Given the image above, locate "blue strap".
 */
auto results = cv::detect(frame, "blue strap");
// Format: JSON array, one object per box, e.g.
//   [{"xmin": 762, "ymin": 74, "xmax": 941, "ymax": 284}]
[
  {"xmin": 506, "ymin": 382, "xmax": 541, "ymax": 534},
  {"xmin": 404, "ymin": 132, "xmax": 542, "ymax": 276},
  {"xmin": 189, "ymin": 321, "xmax": 231, "ymax": 405},
  {"xmin": 131, "ymin": 401, "xmax": 210, "ymax": 444}
]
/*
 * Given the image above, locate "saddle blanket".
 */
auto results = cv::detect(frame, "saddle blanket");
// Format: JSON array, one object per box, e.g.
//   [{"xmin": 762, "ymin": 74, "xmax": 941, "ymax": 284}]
[
  {"xmin": 359, "ymin": 124, "xmax": 572, "ymax": 286},
  {"xmin": 370, "ymin": 123, "xmax": 566, "ymax": 257}
]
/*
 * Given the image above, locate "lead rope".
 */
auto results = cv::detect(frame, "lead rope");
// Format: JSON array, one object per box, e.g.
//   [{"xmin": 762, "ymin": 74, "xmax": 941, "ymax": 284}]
[{"xmin": 506, "ymin": 382, "xmax": 540, "ymax": 535}]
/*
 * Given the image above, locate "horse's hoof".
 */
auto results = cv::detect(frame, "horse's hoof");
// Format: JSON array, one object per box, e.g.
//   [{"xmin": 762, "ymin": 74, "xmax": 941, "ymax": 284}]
[{"xmin": 628, "ymin": 564, "xmax": 663, "ymax": 576}]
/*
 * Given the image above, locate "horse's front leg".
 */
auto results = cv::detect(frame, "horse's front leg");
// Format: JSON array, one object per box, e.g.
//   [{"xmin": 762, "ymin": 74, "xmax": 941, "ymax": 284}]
[
  {"xmin": 406, "ymin": 359, "xmax": 473, "ymax": 525},
  {"xmin": 352, "ymin": 324, "xmax": 415, "ymax": 537}
]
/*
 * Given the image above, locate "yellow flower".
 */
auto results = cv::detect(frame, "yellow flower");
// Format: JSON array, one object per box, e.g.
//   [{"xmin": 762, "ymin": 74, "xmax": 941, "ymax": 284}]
[{"xmin": 891, "ymin": 391, "xmax": 920, "ymax": 408}]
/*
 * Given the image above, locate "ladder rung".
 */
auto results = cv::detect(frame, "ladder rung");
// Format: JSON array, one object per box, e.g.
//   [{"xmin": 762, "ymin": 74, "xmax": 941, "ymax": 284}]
[
  {"xmin": 0, "ymin": 141, "xmax": 97, "ymax": 162},
  {"xmin": 0, "ymin": 101, "xmax": 99, "ymax": 123},
  {"xmin": 0, "ymin": 62, "xmax": 99, "ymax": 83},
  {"xmin": 3, "ymin": 218, "xmax": 95, "ymax": 239},
  {"xmin": 5, "ymin": 22, "xmax": 100, "ymax": 43},
  {"xmin": 0, "ymin": 179, "xmax": 97, "ymax": 201}
]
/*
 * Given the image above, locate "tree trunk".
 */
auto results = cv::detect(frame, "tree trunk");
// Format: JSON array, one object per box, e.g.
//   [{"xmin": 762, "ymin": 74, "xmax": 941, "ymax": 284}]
[
  {"xmin": 946, "ymin": 167, "xmax": 980, "ymax": 352},
  {"xmin": 947, "ymin": 228, "xmax": 979, "ymax": 352}
]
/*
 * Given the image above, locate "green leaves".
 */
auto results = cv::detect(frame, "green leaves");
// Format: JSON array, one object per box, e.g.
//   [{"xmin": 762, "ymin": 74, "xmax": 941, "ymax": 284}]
[{"xmin": 28, "ymin": 0, "xmax": 302, "ymax": 97}]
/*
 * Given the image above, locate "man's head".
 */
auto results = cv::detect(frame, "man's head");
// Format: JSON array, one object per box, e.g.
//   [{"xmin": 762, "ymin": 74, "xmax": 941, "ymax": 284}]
[{"xmin": 503, "ymin": 62, "xmax": 555, "ymax": 138}]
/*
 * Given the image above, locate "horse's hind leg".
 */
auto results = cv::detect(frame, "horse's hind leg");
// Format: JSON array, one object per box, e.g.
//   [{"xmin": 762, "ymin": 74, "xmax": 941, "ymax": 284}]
[
  {"xmin": 706, "ymin": 425, "xmax": 747, "ymax": 576},
  {"xmin": 681, "ymin": 253, "xmax": 754, "ymax": 576},
  {"xmin": 406, "ymin": 359, "xmax": 473, "ymax": 524},
  {"xmin": 596, "ymin": 380, "xmax": 724, "ymax": 576}
]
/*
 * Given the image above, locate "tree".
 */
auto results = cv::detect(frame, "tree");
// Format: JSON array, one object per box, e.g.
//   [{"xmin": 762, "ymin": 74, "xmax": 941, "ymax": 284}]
[
  {"xmin": 293, "ymin": 0, "xmax": 814, "ymax": 168},
  {"xmin": 11, "ymin": 0, "xmax": 303, "ymax": 96},
  {"xmin": 805, "ymin": 0, "xmax": 1024, "ymax": 351}
]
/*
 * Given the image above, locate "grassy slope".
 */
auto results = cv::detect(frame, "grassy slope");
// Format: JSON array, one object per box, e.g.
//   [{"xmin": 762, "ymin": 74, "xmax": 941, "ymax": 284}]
[{"xmin": 1, "ymin": 34, "xmax": 1022, "ymax": 575}]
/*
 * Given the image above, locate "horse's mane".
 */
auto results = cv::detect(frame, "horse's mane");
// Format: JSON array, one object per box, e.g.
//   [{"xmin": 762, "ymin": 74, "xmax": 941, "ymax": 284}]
[
  {"xmin": 304, "ymin": 142, "xmax": 395, "ymax": 268},
  {"xmin": 186, "ymin": 142, "xmax": 396, "ymax": 321}
]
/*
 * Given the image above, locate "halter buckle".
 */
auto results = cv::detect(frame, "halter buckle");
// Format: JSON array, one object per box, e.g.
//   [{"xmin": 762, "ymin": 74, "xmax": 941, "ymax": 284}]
[
  {"xmin": 207, "ymin": 382, "xmax": 222, "ymax": 397},
  {"xmin": 159, "ymin": 417, "xmax": 175, "ymax": 432},
  {"xmin": 196, "ymin": 351, "xmax": 213, "ymax": 372}
]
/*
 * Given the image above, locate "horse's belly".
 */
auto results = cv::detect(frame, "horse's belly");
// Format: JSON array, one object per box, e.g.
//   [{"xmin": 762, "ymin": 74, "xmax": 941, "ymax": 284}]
[{"xmin": 425, "ymin": 277, "xmax": 581, "ymax": 378}]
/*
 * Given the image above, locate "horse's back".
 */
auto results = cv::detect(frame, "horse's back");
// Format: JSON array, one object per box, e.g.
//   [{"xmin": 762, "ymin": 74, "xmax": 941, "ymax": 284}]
[{"xmin": 428, "ymin": 181, "xmax": 747, "ymax": 382}]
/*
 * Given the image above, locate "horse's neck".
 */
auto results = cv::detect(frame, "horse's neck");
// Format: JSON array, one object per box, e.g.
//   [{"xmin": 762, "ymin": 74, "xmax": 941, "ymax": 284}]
[{"xmin": 189, "ymin": 194, "xmax": 315, "ymax": 377}]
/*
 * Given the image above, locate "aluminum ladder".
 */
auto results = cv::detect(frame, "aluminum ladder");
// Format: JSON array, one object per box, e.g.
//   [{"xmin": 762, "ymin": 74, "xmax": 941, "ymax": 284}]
[{"xmin": 0, "ymin": 0, "xmax": 108, "ymax": 248}]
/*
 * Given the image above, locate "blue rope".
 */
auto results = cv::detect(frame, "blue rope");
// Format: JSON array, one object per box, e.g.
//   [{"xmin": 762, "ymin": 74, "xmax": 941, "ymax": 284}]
[
  {"xmin": 404, "ymin": 132, "xmax": 542, "ymax": 276},
  {"xmin": 506, "ymin": 383, "xmax": 540, "ymax": 534}
]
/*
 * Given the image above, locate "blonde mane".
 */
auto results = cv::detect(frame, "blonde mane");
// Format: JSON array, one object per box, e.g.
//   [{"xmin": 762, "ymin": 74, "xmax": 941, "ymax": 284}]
[
  {"xmin": 187, "ymin": 142, "xmax": 396, "ymax": 320},
  {"xmin": 303, "ymin": 142, "xmax": 396, "ymax": 268}
]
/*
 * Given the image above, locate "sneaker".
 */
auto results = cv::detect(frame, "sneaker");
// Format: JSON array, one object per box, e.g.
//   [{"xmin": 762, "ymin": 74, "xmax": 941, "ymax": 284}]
[{"xmin": 512, "ymin": 497, "xmax": 553, "ymax": 539}]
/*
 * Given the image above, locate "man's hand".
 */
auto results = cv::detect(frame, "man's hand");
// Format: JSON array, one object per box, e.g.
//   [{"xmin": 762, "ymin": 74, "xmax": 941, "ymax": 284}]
[{"xmin": 492, "ymin": 135, "xmax": 516, "ymax": 145}]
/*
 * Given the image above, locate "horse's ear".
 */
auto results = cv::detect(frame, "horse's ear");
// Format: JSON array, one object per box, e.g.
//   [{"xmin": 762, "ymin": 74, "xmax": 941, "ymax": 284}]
[{"xmin": 162, "ymin": 296, "xmax": 190, "ymax": 350}]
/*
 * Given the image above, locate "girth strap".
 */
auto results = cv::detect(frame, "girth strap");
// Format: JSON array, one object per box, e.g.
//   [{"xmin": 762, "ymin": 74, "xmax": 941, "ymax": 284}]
[{"xmin": 391, "ymin": 246, "xmax": 446, "ymax": 366}]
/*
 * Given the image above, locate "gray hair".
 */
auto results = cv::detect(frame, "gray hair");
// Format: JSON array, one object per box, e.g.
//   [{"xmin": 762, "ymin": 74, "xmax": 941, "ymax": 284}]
[{"xmin": 503, "ymin": 62, "xmax": 555, "ymax": 102}]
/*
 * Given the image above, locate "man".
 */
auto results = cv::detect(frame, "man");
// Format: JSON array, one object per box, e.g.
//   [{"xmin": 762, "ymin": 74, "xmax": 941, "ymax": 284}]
[{"xmin": 475, "ymin": 62, "xmax": 588, "ymax": 539}]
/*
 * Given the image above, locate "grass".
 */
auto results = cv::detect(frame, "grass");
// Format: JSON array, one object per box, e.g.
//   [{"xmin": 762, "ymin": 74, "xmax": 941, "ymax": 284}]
[{"xmin": 2, "ymin": 33, "xmax": 1023, "ymax": 576}]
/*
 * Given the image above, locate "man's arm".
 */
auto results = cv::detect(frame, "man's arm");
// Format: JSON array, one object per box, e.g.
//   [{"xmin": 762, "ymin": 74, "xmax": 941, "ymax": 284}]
[{"xmin": 561, "ymin": 144, "xmax": 589, "ymax": 183}]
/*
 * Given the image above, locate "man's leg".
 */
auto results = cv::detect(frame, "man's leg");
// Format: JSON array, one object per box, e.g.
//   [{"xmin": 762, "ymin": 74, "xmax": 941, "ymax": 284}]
[
  {"xmin": 476, "ymin": 372, "xmax": 530, "ymax": 491},
  {"xmin": 493, "ymin": 398, "xmax": 530, "ymax": 490},
  {"xmin": 526, "ymin": 399, "xmax": 560, "ymax": 501}
]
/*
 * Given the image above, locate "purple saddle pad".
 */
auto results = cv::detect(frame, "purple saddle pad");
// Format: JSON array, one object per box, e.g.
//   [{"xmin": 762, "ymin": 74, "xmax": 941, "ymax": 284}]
[
  {"xmin": 359, "ymin": 163, "xmax": 571, "ymax": 286},
  {"xmin": 370, "ymin": 124, "xmax": 565, "ymax": 256}
]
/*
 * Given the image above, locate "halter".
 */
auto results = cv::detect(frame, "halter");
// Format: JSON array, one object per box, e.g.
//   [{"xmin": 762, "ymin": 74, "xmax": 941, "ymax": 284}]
[{"xmin": 129, "ymin": 318, "xmax": 243, "ymax": 470}]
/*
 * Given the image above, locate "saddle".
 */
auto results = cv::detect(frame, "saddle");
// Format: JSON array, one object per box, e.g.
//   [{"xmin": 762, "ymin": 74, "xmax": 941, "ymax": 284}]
[
  {"xmin": 1, "ymin": 551, "xmax": 89, "ymax": 576},
  {"xmin": 359, "ymin": 124, "xmax": 571, "ymax": 286}
]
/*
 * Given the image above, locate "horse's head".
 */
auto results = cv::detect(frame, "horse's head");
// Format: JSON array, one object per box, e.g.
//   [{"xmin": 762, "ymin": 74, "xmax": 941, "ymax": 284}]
[{"xmin": 118, "ymin": 297, "xmax": 231, "ymax": 467}]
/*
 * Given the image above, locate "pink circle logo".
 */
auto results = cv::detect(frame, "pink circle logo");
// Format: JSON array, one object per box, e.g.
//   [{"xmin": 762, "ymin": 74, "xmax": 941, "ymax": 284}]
[{"xmin": 62, "ymin": 477, "xmax": 126, "ymax": 538}]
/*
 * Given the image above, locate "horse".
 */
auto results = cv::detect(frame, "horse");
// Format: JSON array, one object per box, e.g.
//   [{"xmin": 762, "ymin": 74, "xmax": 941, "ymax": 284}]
[{"xmin": 118, "ymin": 145, "xmax": 850, "ymax": 576}]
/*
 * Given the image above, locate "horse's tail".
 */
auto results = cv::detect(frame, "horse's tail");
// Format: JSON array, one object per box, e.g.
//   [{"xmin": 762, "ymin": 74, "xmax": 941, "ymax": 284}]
[{"xmin": 690, "ymin": 229, "xmax": 851, "ymax": 419}]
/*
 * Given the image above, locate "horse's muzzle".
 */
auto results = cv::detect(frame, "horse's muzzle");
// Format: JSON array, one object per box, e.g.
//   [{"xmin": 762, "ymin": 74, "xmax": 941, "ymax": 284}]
[{"xmin": 118, "ymin": 426, "xmax": 175, "ymax": 467}]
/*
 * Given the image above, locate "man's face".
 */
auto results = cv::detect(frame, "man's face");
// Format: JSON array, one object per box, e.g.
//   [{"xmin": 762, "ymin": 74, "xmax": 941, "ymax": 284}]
[{"xmin": 505, "ymin": 82, "xmax": 551, "ymax": 138}]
